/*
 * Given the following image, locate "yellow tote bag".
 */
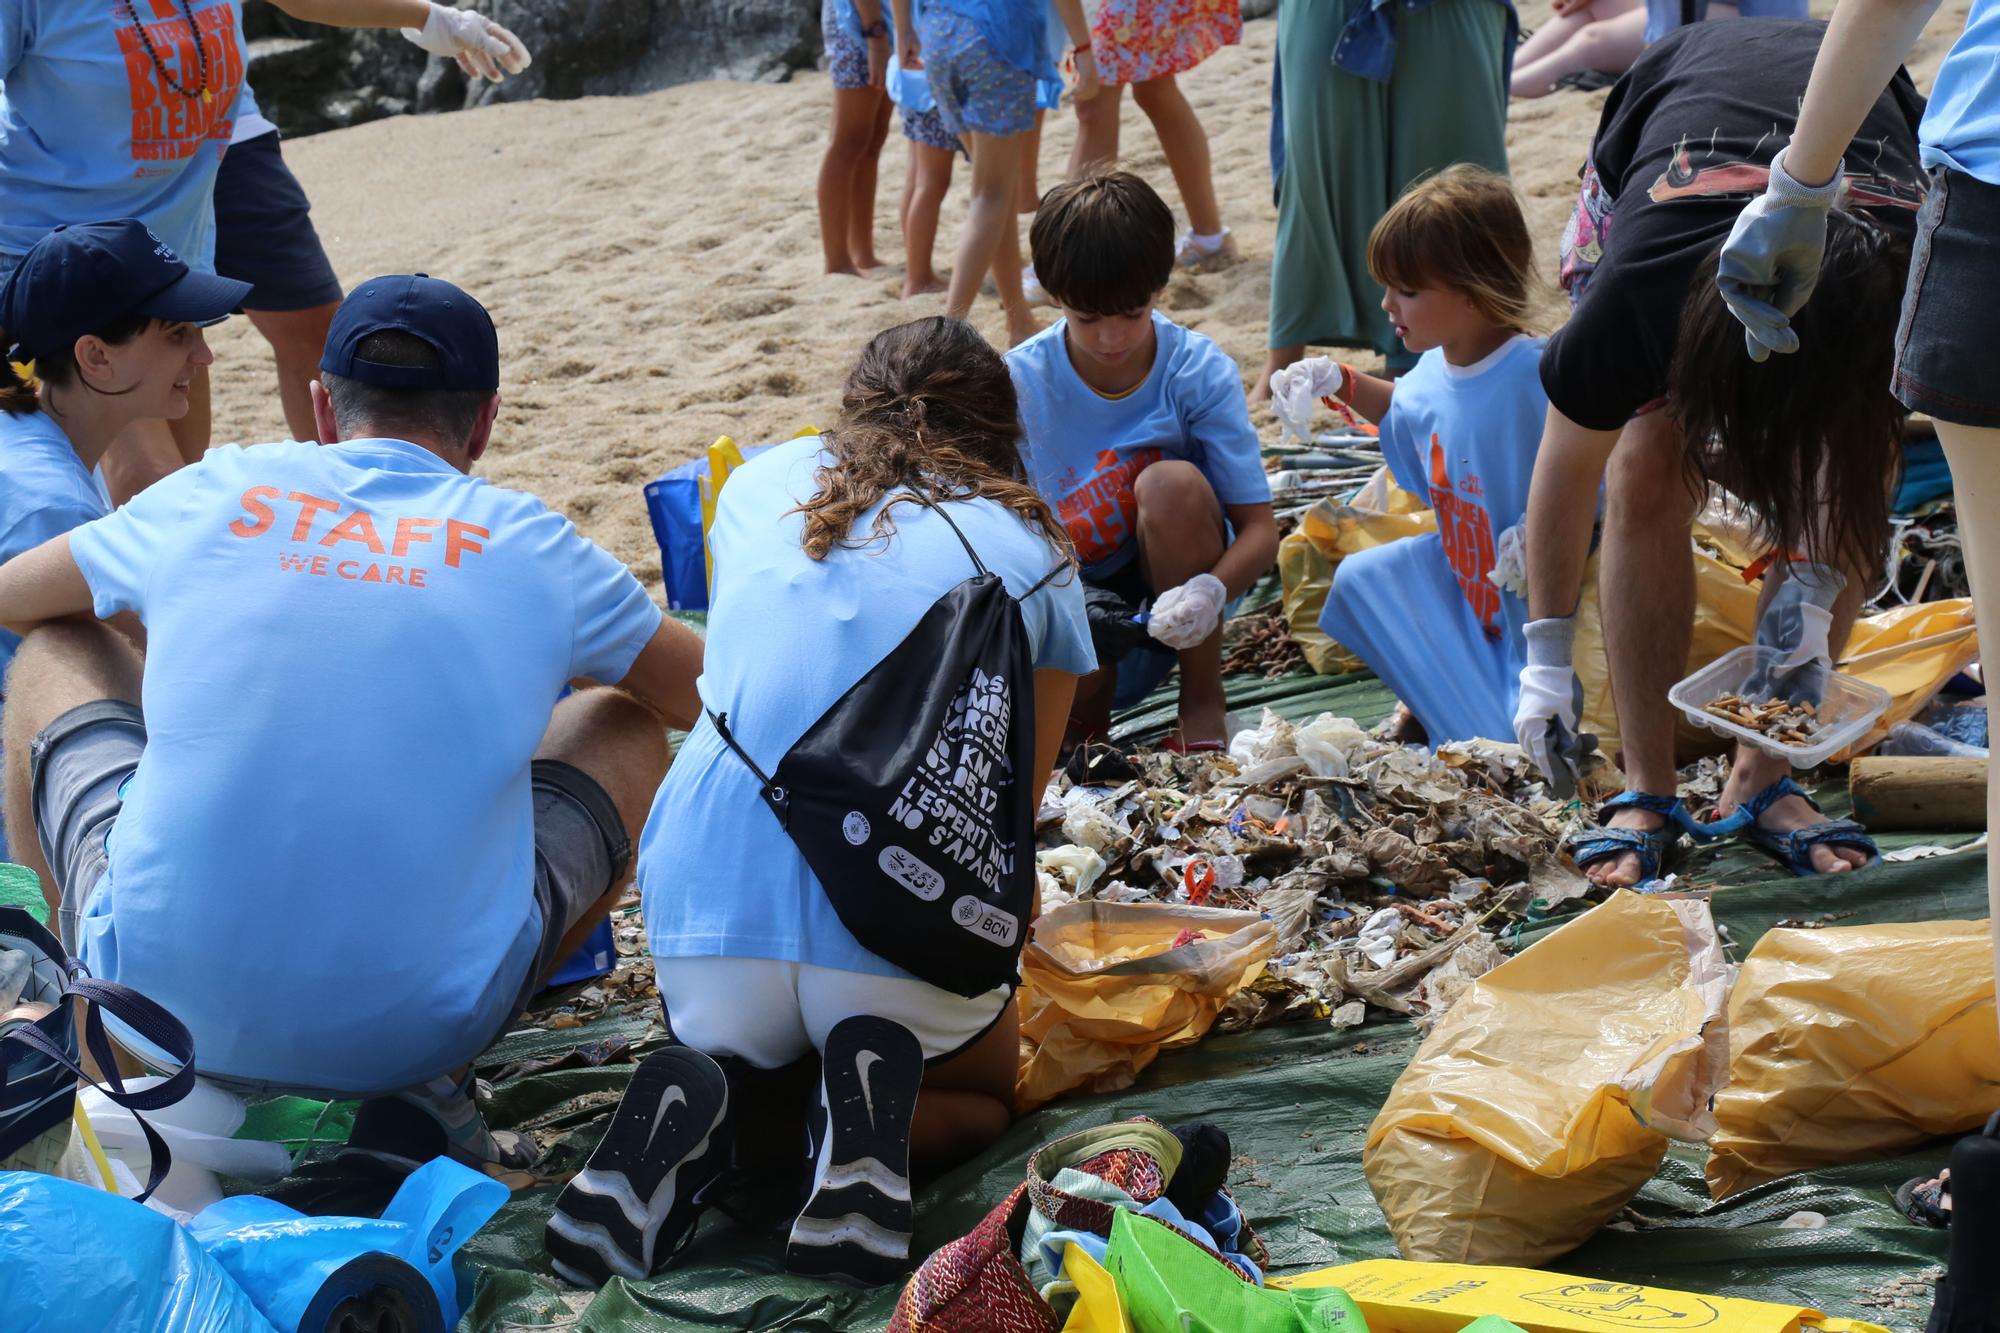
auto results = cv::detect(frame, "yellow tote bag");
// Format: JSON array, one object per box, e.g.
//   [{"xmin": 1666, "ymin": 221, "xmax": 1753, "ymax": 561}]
[{"xmin": 1061, "ymin": 1244, "xmax": 1136, "ymax": 1333}]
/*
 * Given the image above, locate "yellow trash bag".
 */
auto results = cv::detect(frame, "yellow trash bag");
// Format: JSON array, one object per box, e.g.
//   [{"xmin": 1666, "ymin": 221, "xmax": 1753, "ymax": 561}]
[
  {"xmin": 1363, "ymin": 892, "xmax": 1732, "ymax": 1266},
  {"xmin": 1272, "ymin": 1258, "xmax": 1891, "ymax": 1333},
  {"xmin": 1706, "ymin": 918, "xmax": 2000, "ymax": 1200},
  {"xmin": 1833, "ymin": 598, "xmax": 1980, "ymax": 758},
  {"xmin": 1281, "ymin": 472, "xmax": 1436, "ymax": 676},
  {"xmin": 1061, "ymin": 1243, "xmax": 1136, "ymax": 1333},
  {"xmin": 1016, "ymin": 902, "xmax": 1278, "ymax": 1113}
]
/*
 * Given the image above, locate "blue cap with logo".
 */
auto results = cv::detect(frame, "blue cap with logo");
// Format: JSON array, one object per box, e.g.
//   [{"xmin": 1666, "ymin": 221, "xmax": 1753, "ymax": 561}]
[
  {"xmin": 320, "ymin": 274, "xmax": 499, "ymax": 392},
  {"xmin": 0, "ymin": 220, "xmax": 252, "ymax": 363}
]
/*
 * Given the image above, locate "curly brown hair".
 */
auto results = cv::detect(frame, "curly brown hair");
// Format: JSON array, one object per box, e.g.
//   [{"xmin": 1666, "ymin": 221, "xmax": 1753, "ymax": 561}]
[{"xmin": 796, "ymin": 317, "xmax": 1074, "ymax": 567}]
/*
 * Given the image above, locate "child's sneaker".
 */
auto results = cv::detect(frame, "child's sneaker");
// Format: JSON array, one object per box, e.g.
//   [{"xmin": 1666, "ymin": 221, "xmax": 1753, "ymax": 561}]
[
  {"xmin": 1174, "ymin": 227, "xmax": 1235, "ymax": 269},
  {"xmin": 342, "ymin": 1072, "xmax": 537, "ymax": 1174},
  {"xmin": 545, "ymin": 1046, "xmax": 733, "ymax": 1287},
  {"xmin": 784, "ymin": 1014, "xmax": 922, "ymax": 1285}
]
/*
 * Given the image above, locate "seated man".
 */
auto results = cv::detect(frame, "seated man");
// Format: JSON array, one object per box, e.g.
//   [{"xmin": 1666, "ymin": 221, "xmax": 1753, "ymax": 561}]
[{"xmin": 0, "ymin": 275, "xmax": 703, "ymax": 1168}]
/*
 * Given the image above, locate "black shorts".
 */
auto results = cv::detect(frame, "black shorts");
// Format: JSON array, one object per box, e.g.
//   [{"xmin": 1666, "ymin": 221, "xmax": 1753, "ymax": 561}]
[
  {"xmin": 1893, "ymin": 166, "xmax": 2000, "ymax": 428},
  {"xmin": 212, "ymin": 130, "xmax": 344, "ymax": 312}
]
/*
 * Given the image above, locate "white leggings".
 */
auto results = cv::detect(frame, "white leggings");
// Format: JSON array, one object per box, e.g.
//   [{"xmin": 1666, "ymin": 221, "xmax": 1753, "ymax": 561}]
[{"xmin": 657, "ymin": 956, "xmax": 1012, "ymax": 1069}]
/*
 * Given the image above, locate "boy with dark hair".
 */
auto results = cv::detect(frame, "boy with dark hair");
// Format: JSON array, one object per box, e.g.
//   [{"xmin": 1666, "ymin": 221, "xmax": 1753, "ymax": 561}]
[{"xmin": 1007, "ymin": 170, "xmax": 1277, "ymax": 750}]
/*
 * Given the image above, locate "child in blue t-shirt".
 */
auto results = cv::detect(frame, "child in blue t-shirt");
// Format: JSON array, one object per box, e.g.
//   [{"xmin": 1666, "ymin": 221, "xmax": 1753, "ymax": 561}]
[
  {"xmin": 1008, "ymin": 169, "xmax": 1278, "ymax": 750},
  {"xmin": 1283, "ymin": 165, "xmax": 1549, "ymax": 745}
]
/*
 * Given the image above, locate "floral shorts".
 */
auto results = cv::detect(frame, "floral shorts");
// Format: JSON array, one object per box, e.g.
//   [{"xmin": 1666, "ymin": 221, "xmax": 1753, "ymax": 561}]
[
  {"xmin": 823, "ymin": 0, "xmax": 870, "ymax": 90},
  {"xmin": 1092, "ymin": 0, "xmax": 1241, "ymax": 85},
  {"xmin": 919, "ymin": 7, "xmax": 1036, "ymax": 138},
  {"xmin": 901, "ymin": 103, "xmax": 963, "ymax": 152}
]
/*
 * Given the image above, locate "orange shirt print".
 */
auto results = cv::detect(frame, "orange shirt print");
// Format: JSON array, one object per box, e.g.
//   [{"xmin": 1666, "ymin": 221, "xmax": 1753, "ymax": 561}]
[
  {"xmin": 1055, "ymin": 447, "xmax": 1165, "ymax": 566},
  {"xmin": 117, "ymin": 0, "xmax": 243, "ymax": 172},
  {"xmin": 1428, "ymin": 435, "xmax": 1501, "ymax": 640}
]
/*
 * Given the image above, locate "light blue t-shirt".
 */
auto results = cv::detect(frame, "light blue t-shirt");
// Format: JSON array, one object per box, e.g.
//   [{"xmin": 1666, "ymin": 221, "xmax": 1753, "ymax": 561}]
[
  {"xmin": 640, "ymin": 436, "xmax": 1094, "ymax": 979},
  {"xmin": 1920, "ymin": 0, "xmax": 2000, "ymax": 185},
  {"xmin": 67, "ymin": 438, "xmax": 663, "ymax": 1094},
  {"xmin": 1008, "ymin": 312, "xmax": 1272, "ymax": 579},
  {"xmin": 0, "ymin": 0, "xmax": 248, "ymax": 266},
  {"xmin": 0, "ymin": 409, "xmax": 110, "ymax": 864}
]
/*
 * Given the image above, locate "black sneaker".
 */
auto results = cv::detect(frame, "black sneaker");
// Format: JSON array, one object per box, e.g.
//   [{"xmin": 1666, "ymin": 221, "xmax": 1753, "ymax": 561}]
[
  {"xmin": 784, "ymin": 1015, "xmax": 922, "ymax": 1285},
  {"xmin": 545, "ymin": 1046, "xmax": 733, "ymax": 1287},
  {"xmin": 342, "ymin": 1073, "xmax": 538, "ymax": 1175}
]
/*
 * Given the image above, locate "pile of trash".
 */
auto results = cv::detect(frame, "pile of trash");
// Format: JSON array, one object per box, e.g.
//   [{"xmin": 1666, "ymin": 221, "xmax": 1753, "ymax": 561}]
[{"xmin": 1038, "ymin": 710, "xmax": 1604, "ymax": 1036}]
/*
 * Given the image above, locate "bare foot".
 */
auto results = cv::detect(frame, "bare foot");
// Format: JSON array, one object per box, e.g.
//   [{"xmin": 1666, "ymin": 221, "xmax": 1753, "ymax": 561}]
[
  {"xmin": 901, "ymin": 275, "xmax": 948, "ymax": 299},
  {"xmin": 825, "ymin": 263, "xmax": 865, "ymax": 278},
  {"xmin": 1582, "ymin": 804, "xmax": 1668, "ymax": 888},
  {"xmin": 1173, "ymin": 699, "xmax": 1228, "ymax": 750},
  {"xmin": 1006, "ymin": 310, "xmax": 1043, "ymax": 347},
  {"xmin": 852, "ymin": 252, "xmax": 887, "ymax": 273},
  {"xmin": 1381, "ymin": 703, "xmax": 1428, "ymax": 746},
  {"xmin": 1715, "ymin": 768, "xmax": 1873, "ymax": 874}
]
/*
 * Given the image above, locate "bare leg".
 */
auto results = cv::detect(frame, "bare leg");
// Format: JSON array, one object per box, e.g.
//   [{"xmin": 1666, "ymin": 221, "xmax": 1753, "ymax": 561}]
[
  {"xmin": 2, "ymin": 620, "xmax": 144, "ymax": 912},
  {"xmin": 819, "ymin": 86, "xmax": 891, "ymax": 276},
  {"xmin": 1250, "ymin": 344, "xmax": 1307, "ymax": 405},
  {"xmin": 990, "ymin": 161, "xmax": 1040, "ymax": 347},
  {"xmin": 1509, "ymin": 2, "xmax": 1648, "ymax": 100},
  {"xmin": 1067, "ymin": 80, "xmax": 1124, "ymax": 178},
  {"xmin": 1135, "ymin": 460, "xmax": 1230, "ymax": 745},
  {"xmin": 848, "ymin": 92, "xmax": 895, "ymax": 271},
  {"xmin": 1589, "ymin": 411, "xmax": 1701, "ymax": 887},
  {"xmin": 1018, "ymin": 111, "xmax": 1044, "ymax": 212},
  {"xmin": 910, "ymin": 998, "xmax": 1016, "ymax": 1173},
  {"xmin": 164, "ymin": 362, "xmax": 210, "ymax": 466},
  {"xmin": 1937, "ymin": 423, "xmax": 2000, "ymax": 1018},
  {"xmin": 945, "ymin": 130, "xmax": 1028, "ymax": 335},
  {"xmin": 1131, "ymin": 75, "xmax": 1223, "ymax": 237},
  {"xmin": 530, "ymin": 687, "xmax": 670, "ymax": 982},
  {"xmin": 902, "ymin": 143, "xmax": 956, "ymax": 298},
  {"xmin": 246, "ymin": 303, "xmax": 340, "ymax": 442},
  {"xmin": 99, "ymin": 418, "xmax": 185, "ymax": 505}
]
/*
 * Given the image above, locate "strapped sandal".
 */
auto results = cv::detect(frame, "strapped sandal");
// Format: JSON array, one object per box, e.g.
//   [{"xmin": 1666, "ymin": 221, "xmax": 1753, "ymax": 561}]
[
  {"xmin": 1563, "ymin": 791, "xmax": 1689, "ymax": 885},
  {"xmin": 1162, "ymin": 735, "xmax": 1227, "ymax": 754},
  {"xmin": 1897, "ymin": 1170, "xmax": 1951, "ymax": 1228},
  {"xmin": 1735, "ymin": 777, "xmax": 1879, "ymax": 877}
]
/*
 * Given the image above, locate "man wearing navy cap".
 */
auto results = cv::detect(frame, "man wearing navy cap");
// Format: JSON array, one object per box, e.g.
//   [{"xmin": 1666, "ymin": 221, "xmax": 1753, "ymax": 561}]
[{"xmin": 0, "ymin": 274, "xmax": 704, "ymax": 1170}]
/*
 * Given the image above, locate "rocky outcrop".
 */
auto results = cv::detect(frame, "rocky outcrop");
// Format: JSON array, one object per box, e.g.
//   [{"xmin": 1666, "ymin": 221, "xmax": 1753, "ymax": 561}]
[{"xmin": 244, "ymin": 0, "xmax": 822, "ymax": 137}]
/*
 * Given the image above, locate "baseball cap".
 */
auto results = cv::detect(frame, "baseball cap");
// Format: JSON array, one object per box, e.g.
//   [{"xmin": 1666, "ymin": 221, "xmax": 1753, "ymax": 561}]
[
  {"xmin": 0, "ymin": 220, "xmax": 252, "ymax": 363},
  {"xmin": 320, "ymin": 274, "xmax": 499, "ymax": 392}
]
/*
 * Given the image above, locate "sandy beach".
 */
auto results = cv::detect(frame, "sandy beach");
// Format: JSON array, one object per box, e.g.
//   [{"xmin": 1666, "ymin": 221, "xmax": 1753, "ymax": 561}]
[{"xmin": 207, "ymin": 3, "xmax": 1969, "ymax": 590}]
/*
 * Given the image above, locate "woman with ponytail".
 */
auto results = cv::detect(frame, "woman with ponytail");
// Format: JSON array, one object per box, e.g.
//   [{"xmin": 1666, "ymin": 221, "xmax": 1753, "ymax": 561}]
[
  {"xmin": 544, "ymin": 317, "xmax": 1093, "ymax": 1291},
  {"xmin": 0, "ymin": 219, "xmax": 248, "ymax": 863}
]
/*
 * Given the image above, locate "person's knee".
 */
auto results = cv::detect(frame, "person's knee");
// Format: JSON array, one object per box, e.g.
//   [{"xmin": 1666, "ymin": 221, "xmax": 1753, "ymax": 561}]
[
  {"xmin": 4, "ymin": 622, "xmax": 141, "ymax": 746},
  {"xmin": 1131, "ymin": 76, "xmax": 1182, "ymax": 114},
  {"xmin": 257, "ymin": 305, "xmax": 337, "ymax": 366},
  {"xmin": 1134, "ymin": 460, "xmax": 1221, "ymax": 529},
  {"xmin": 1606, "ymin": 422, "xmax": 1697, "ymax": 524},
  {"xmin": 539, "ymin": 688, "xmax": 669, "ymax": 843}
]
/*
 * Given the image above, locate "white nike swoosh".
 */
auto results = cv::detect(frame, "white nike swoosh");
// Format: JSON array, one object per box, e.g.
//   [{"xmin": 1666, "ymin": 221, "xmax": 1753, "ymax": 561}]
[
  {"xmin": 647, "ymin": 1085, "xmax": 688, "ymax": 1154},
  {"xmin": 855, "ymin": 1051, "xmax": 882, "ymax": 1134}
]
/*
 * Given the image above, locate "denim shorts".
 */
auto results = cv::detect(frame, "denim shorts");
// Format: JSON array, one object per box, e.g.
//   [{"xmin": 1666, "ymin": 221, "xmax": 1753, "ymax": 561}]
[
  {"xmin": 822, "ymin": 0, "xmax": 871, "ymax": 89},
  {"xmin": 212, "ymin": 130, "xmax": 343, "ymax": 313},
  {"xmin": 1892, "ymin": 166, "xmax": 2000, "ymax": 428},
  {"xmin": 919, "ymin": 8, "xmax": 1036, "ymax": 139},
  {"xmin": 29, "ymin": 700, "xmax": 627, "ymax": 1044},
  {"xmin": 901, "ymin": 103, "xmax": 963, "ymax": 153}
]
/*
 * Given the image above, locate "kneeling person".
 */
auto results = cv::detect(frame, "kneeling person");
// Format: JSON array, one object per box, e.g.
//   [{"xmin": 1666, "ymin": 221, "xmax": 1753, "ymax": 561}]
[{"xmin": 0, "ymin": 276, "xmax": 703, "ymax": 1167}]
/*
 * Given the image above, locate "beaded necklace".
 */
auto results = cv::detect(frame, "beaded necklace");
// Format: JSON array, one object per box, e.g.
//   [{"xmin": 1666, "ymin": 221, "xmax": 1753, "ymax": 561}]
[{"xmin": 120, "ymin": 0, "xmax": 214, "ymax": 105}]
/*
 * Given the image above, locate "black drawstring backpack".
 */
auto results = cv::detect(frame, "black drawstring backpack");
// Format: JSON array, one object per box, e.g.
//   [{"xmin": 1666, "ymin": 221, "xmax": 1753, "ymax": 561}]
[{"xmin": 710, "ymin": 493, "xmax": 1066, "ymax": 997}]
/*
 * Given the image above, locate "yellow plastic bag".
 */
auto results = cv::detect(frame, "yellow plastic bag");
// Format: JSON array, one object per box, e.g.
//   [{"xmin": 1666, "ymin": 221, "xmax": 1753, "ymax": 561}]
[
  {"xmin": 1016, "ymin": 902, "xmax": 1278, "ymax": 1113},
  {"xmin": 1706, "ymin": 918, "xmax": 2000, "ymax": 1199},
  {"xmin": 1062, "ymin": 1243, "xmax": 1136, "ymax": 1333},
  {"xmin": 1363, "ymin": 892, "xmax": 1732, "ymax": 1266},
  {"xmin": 1282, "ymin": 473, "xmax": 1436, "ymax": 676},
  {"xmin": 1272, "ymin": 1259, "xmax": 1891, "ymax": 1333},
  {"xmin": 1834, "ymin": 598, "xmax": 1980, "ymax": 758}
]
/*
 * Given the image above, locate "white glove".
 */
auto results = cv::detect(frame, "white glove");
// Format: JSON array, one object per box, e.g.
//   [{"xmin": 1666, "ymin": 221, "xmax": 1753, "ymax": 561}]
[
  {"xmin": 1487, "ymin": 521, "xmax": 1528, "ymax": 599},
  {"xmin": 402, "ymin": 3, "xmax": 533, "ymax": 82},
  {"xmin": 1513, "ymin": 617, "xmax": 1588, "ymax": 795},
  {"xmin": 1267, "ymin": 357, "xmax": 1347, "ymax": 446},
  {"xmin": 1147, "ymin": 572, "xmax": 1227, "ymax": 650}
]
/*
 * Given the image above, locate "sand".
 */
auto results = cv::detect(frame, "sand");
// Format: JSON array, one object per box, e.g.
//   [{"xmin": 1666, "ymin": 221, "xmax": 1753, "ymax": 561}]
[{"xmin": 206, "ymin": 3, "xmax": 1969, "ymax": 590}]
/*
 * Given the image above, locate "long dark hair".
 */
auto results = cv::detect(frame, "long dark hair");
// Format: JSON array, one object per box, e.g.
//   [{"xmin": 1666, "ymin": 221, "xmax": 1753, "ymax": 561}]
[
  {"xmin": 1670, "ymin": 209, "xmax": 1908, "ymax": 568},
  {"xmin": 796, "ymin": 317, "xmax": 1072, "ymax": 564},
  {"xmin": 1, "ymin": 312, "xmax": 156, "ymax": 414}
]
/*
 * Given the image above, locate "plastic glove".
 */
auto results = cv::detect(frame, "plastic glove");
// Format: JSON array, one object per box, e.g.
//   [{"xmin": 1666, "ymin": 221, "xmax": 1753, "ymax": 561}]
[
  {"xmin": 1488, "ymin": 521, "xmax": 1528, "ymax": 599},
  {"xmin": 1267, "ymin": 357, "xmax": 1346, "ymax": 446},
  {"xmin": 1514, "ymin": 617, "xmax": 1590, "ymax": 796},
  {"xmin": 1743, "ymin": 561, "xmax": 1845, "ymax": 704},
  {"xmin": 1716, "ymin": 147, "xmax": 1843, "ymax": 362},
  {"xmin": 402, "ymin": 4, "xmax": 533, "ymax": 82},
  {"xmin": 1147, "ymin": 572, "xmax": 1226, "ymax": 650},
  {"xmin": 1084, "ymin": 584, "xmax": 1151, "ymax": 664}
]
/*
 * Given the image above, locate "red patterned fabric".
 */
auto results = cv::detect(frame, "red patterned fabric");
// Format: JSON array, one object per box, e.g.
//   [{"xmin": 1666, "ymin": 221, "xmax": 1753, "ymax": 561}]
[{"xmin": 888, "ymin": 1185, "xmax": 1058, "ymax": 1333}]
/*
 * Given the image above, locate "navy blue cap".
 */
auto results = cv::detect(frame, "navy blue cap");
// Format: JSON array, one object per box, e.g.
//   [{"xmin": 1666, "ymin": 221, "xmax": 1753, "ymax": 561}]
[
  {"xmin": 320, "ymin": 274, "xmax": 499, "ymax": 392},
  {"xmin": 0, "ymin": 220, "xmax": 251, "ymax": 363}
]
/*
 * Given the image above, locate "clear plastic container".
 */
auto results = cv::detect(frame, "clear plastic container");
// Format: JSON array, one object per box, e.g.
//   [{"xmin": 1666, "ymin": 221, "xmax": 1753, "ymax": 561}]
[{"xmin": 1669, "ymin": 645, "xmax": 1891, "ymax": 767}]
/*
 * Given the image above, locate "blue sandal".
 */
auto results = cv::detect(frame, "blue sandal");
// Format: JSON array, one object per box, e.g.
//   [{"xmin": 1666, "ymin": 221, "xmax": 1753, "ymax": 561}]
[
  {"xmin": 1564, "ymin": 792, "xmax": 1713, "ymax": 885},
  {"xmin": 1735, "ymin": 777, "xmax": 1879, "ymax": 877}
]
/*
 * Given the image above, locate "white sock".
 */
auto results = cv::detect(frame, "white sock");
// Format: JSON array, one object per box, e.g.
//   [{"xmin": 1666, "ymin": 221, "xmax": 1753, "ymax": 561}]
[{"xmin": 1187, "ymin": 228, "xmax": 1230, "ymax": 249}]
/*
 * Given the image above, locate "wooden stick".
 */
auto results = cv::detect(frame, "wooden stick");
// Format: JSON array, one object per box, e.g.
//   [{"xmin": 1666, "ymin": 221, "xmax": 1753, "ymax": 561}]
[
  {"xmin": 1838, "ymin": 624, "xmax": 1978, "ymax": 672},
  {"xmin": 1850, "ymin": 755, "xmax": 1988, "ymax": 830}
]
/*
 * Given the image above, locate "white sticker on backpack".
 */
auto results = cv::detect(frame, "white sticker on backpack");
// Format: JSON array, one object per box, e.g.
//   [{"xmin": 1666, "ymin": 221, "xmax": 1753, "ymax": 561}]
[
  {"xmin": 950, "ymin": 896, "xmax": 1018, "ymax": 948},
  {"xmin": 842, "ymin": 811, "xmax": 871, "ymax": 846},
  {"xmin": 879, "ymin": 846, "xmax": 945, "ymax": 901}
]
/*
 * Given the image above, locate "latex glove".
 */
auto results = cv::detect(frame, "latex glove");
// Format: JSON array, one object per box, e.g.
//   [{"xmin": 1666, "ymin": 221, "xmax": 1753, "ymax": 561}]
[
  {"xmin": 1267, "ymin": 357, "xmax": 1346, "ymax": 446},
  {"xmin": 1743, "ymin": 561, "xmax": 1844, "ymax": 704},
  {"xmin": 1147, "ymin": 573, "xmax": 1226, "ymax": 650},
  {"xmin": 1514, "ymin": 617, "xmax": 1590, "ymax": 796},
  {"xmin": 402, "ymin": 4, "xmax": 533, "ymax": 82},
  {"xmin": 1716, "ymin": 147, "xmax": 1843, "ymax": 362},
  {"xmin": 1084, "ymin": 584, "xmax": 1151, "ymax": 664},
  {"xmin": 1487, "ymin": 521, "xmax": 1528, "ymax": 599}
]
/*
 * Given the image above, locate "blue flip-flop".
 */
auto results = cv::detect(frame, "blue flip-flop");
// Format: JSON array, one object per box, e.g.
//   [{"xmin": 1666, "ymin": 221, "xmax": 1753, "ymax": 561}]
[
  {"xmin": 1733, "ymin": 777, "xmax": 1879, "ymax": 877},
  {"xmin": 1565, "ymin": 792, "xmax": 1694, "ymax": 884}
]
